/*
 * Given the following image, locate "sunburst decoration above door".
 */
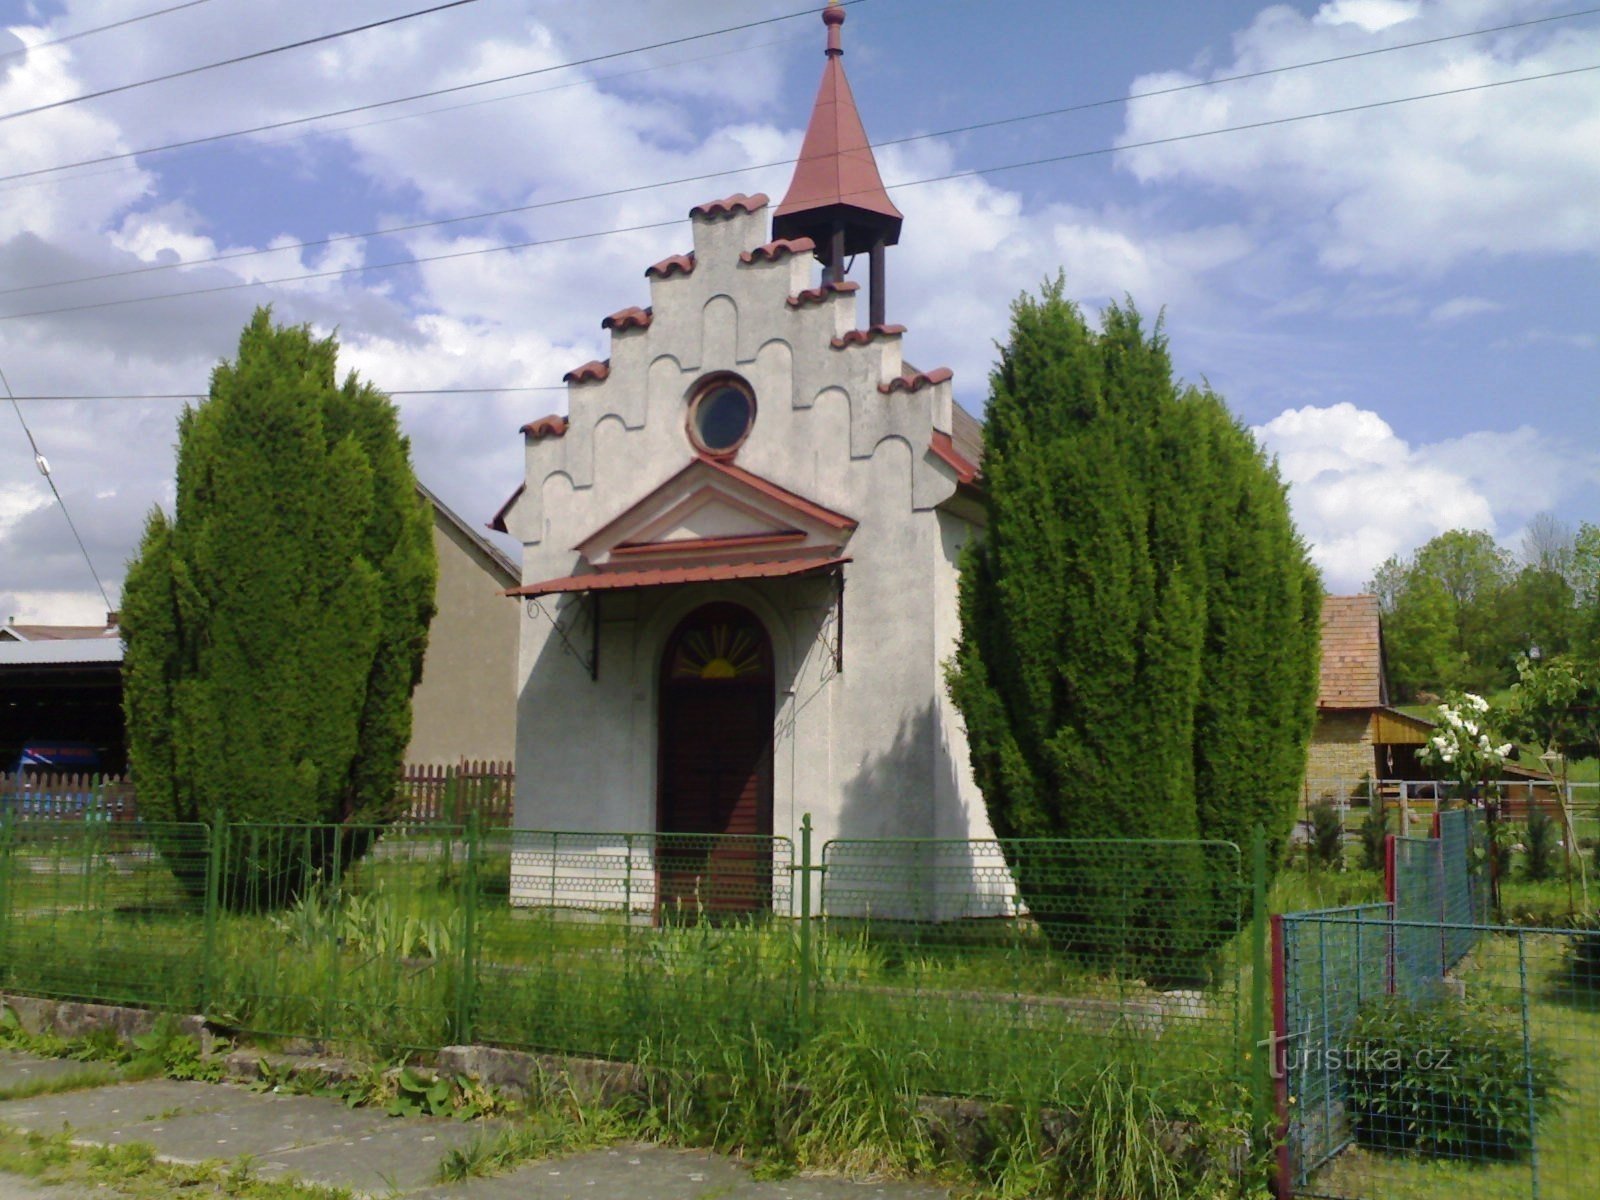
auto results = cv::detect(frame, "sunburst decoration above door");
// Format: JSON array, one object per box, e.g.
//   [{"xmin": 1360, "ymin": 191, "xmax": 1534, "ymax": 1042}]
[{"xmin": 671, "ymin": 622, "xmax": 766, "ymax": 680}]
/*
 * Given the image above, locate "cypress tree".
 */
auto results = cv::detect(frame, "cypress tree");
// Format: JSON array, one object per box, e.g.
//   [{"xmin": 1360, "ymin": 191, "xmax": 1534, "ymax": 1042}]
[
  {"xmin": 121, "ymin": 309, "xmax": 436, "ymax": 903},
  {"xmin": 949, "ymin": 281, "xmax": 1320, "ymax": 969}
]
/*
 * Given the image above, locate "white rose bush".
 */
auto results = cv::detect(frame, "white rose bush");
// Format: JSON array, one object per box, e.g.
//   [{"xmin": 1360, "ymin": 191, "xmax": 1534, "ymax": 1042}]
[{"xmin": 1419, "ymin": 693, "xmax": 1515, "ymax": 800}]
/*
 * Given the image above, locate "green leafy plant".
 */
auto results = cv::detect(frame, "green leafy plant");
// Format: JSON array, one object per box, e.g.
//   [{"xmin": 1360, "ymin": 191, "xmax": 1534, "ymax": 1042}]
[
  {"xmin": 1307, "ymin": 801, "xmax": 1344, "ymax": 871},
  {"xmin": 1358, "ymin": 797, "xmax": 1389, "ymax": 873},
  {"xmin": 1522, "ymin": 807, "xmax": 1561, "ymax": 882},
  {"xmin": 1342, "ymin": 996, "xmax": 1564, "ymax": 1159}
]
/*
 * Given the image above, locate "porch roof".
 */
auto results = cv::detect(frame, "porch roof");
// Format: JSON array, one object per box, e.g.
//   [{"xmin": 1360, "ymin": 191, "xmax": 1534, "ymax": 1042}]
[{"xmin": 505, "ymin": 555, "xmax": 849, "ymax": 599}]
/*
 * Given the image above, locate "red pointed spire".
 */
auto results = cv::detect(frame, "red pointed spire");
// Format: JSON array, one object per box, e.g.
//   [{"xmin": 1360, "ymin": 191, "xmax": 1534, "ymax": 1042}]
[{"xmin": 772, "ymin": 2, "xmax": 902, "ymax": 254}]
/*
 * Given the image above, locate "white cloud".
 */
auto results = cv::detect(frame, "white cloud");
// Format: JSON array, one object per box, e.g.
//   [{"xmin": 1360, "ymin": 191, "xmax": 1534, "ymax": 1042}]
[
  {"xmin": 1116, "ymin": 0, "xmax": 1600, "ymax": 275},
  {"xmin": 1428, "ymin": 296, "xmax": 1504, "ymax": 324},
  {"xmin": 1254, "ymin": 402, "xmax": 1600, "ymax": 590}
]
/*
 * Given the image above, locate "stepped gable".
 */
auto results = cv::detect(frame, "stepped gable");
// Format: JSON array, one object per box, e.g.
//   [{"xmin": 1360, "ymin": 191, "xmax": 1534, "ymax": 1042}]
[
  {"xmin": 740, "ymin": 237, "xmax": 816, "ymax": 265},
  {"xmin": 645, "ymin": 252, "xmax": 695, "ymax": 279},
  {"xmin": 788, "ymin": 280, "xmax": 859, "ymax": 308},
  {"xmin": 602, "ymin": 306, "xmax": 652, "ymax": 332},
  {"xmin": 831, "ymin": 324, "xmax": 906, "ymax": 349},
  {"xmin": 690, "ymin": 192, "xmax": 769, "ymax": 220},
  {"xmin": 563, "ymin": 361, "xmax": 610, "ymax": 385},
  {"xmin": 520, "ymin": 415, "xmax": 569, "ymax": 440}
]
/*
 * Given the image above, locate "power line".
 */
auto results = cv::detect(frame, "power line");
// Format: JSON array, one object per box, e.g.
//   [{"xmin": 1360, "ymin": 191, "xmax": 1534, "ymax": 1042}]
[
  {"xmin": 1, "ymin": 59, "xmax": 1593, "ymax": 324},
  {"xmin": 0, "ymin": 0, "xmax": 213, "ymax": 63},
  {"xmin": 0, "ymin": 0, "xmax": 484, "ymax": 125},
  {"xmin": 0, "ymin": 363, "xmax": 113, "ymax": 609},
  {"xmin": 4, "ymin": 3, "xmax": 1595, "ymax": 298},
  {"xmin": 0, "ymin": 0, "xmax": 867, "ymax": 181},
  {"xmin": 2, "ymin": 387, "xmax": 565, "ymax": 400}
]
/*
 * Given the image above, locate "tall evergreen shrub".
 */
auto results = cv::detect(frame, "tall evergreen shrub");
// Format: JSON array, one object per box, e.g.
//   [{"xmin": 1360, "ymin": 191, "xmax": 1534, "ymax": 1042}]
[
  {"xmin": 121, "ymin": 310, "xmax": 436, "ymax": 905},
  {"xmin": 948, "ymin": 281, "xmax": 1321, "ymax": 969}
]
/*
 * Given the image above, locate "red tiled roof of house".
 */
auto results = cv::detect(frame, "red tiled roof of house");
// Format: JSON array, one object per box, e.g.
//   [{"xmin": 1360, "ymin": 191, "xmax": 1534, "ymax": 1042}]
[{"xmin": 1319, "ymin": 594, "xmax": 1387, "ymax": 709}]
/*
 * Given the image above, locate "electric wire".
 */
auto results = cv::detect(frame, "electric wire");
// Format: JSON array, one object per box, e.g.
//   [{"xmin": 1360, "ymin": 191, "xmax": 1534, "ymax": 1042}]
[
  {"xmin": 0, "ymin": 363, "xmax": 113, "ymax": 608},
  {"xmin": 2, "ymin": 387, "xmax": 565, "ymax": 400},
  {"xmin": 0, "ymin": 0, "xmax": 485, "ymax": 125},
  {"xmin": 0, "ymin": 59, "xmax": 1593, "ymax": 324},
  {"xmin": 3, "ymin": 2, "xmax": 1594, "ymax": 299},
  {"xmin": 0, "ymin": 0, "xmax": 868, "ymax": 182},
  {"xmin": 0, "ymin": 0, "xmax": 213, "ymax": 63}
]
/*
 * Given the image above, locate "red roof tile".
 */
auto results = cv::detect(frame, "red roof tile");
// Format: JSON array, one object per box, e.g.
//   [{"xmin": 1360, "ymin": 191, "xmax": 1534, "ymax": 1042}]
[
  {"xmin": 831, "ymin": 324, "xmax": 906, "ymax": 349},
  {"xmin": 929, "ymin": 430, "xmax": 979, "ymax": 486},
  {"xmin": 740, "ymin": 237, "xmax": 816, "ymax": 265},
  {"xmin": 520, "ymin": 414, "xmax": 570, "ymax": 440},
  {"xmin": 1318, "ymin": 594, "xmax": 1388, "ymax": 709},
  {"xmin": 507, "ymin": 555, "xmax": 849, "ymax": 598},
  {"xmin": 487, "ymin": 483, "xmax": 524, "ymax": 534},
  {"xmin": 880, "ymin": 367, "xmax": 952, "ymax": 395},
  {"xmin": 601, "ymin": 306, "xmax": 652, "ymax": 332},
  {"xmin": 690, "ymin": 192, "xmax": 769, "ymax": 220},
  {"xmin": 787, "ymin": 280, "xmax": 859, "ymax": 308},
  {"xmin": 645, "ymin": 252, "xmax": 696, "ymax": 280},
  {"xmin": 563, "ymin": 361, "xmax": 610, "ymax": 385}
]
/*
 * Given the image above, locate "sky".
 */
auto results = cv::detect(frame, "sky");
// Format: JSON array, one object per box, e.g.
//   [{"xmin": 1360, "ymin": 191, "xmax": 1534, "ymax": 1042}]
[{"xmin": 0, "ymin": 0, "xmax": 1596, "ymax": 625}]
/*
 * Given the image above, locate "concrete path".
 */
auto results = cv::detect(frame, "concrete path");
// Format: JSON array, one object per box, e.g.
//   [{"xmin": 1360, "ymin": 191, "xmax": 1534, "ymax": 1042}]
[{"xmin": 0, "ymin": 1052, "xmax": 951, "ymax": 1199}]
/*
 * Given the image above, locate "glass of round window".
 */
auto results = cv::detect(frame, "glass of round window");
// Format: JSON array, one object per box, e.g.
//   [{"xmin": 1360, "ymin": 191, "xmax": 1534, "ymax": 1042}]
[{"xmin": 689, "ymin": 377, "xmax": 755, "ymax": 455}]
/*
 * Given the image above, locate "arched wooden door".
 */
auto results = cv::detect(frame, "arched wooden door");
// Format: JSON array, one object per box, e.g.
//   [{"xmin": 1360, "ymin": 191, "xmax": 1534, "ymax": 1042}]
[{"xmin": 657, "ymin": 603, "xmax": 775, "ymax": 916}]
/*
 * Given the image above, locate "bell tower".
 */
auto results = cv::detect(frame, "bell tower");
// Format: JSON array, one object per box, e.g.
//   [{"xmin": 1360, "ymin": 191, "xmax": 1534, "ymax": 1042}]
[{"xmin": 771, "ymin": 1, "xmax": 903, "ymax": 327}]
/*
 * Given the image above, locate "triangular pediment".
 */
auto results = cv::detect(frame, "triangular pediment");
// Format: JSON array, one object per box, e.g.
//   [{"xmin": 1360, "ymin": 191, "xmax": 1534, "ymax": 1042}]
[{"xmin": 576, "ymin": 457, "xmax": 855, "ymax": 568}]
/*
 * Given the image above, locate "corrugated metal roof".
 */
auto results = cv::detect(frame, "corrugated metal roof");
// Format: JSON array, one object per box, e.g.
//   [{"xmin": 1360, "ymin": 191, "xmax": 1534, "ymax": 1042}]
[
  {"xmin": 507, "ymin": 556, "xmax": 849, "ymax": 599},
  {"xmin": 0, "ymin": 639, "xmax": 124, "ymax": 667}
]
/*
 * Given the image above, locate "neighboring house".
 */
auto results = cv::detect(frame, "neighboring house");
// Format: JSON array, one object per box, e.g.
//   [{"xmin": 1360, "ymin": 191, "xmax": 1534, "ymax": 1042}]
[
  {"xmin": 493, "ymin": 5, "xmax": 994, "ymax": 912},
  {"xmin": 1, "ymin": 484, "xmax": 518, "ymax": 779},
  {"xmin": 0, "ymin": 622, "xmax": 126, "ymax": 775},
  {"xmin": 408, "ymin": 482, "xmax": 520, "ymax": 765},
  {"xmin": 1305, "ymin": 595, "xmax": 1436, "ymax": 801}
]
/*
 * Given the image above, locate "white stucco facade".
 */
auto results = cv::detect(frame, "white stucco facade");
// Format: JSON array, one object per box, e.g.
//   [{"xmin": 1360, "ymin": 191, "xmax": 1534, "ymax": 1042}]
[{"xmin": 493, "ymin": 196, "xmax": 998, "ymax": 912}]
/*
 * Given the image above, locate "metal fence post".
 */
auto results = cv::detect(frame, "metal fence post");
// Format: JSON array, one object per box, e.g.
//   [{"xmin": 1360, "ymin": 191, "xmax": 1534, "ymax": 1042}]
[
  {"xmin": 1250, "ymin": 825, "xmax": 1272, "ymax": 1141},
  {"xmin": 798, "ymin": 812, "xmax": 814, "ymax": 1032},
  {"xmin": 200, "ymin": 815, "xmax": 224, "ymax": 1015},
  {"xmin": 454, "ymin": 812, "xmax": 480, "ymax": 1046},
  {"xmin": 0, "ymin": 806, "xmax": 13, "ymax": 988}
]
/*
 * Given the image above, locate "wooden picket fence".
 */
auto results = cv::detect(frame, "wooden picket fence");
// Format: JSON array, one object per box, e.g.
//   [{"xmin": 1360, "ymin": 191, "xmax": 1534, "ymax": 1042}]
[{"xmin": 3, "ymin": 761, "xmax": 516, "ymax": 828}]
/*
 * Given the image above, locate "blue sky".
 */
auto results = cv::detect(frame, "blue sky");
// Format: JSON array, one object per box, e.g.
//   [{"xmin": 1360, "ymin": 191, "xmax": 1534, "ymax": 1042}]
[{"xmin": 0, "ymin": 0, "xmax": 1596, "ymax": 623}]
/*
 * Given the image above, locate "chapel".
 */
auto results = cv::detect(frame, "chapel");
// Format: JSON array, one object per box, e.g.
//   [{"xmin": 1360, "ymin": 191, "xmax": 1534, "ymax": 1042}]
[{"xmin": 490, "ymin": 3, "xmax": 993, "ymax": 912}]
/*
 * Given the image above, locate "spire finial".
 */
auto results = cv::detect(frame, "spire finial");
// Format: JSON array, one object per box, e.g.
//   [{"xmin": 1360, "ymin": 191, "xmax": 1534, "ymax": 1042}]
[{"xmin": 824, "ymin": 1, "xmax": 844, "ymax": 56}]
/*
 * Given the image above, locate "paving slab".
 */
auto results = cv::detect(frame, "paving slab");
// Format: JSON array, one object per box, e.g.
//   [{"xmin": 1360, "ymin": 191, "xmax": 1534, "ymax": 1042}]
[
  {"xmin": 257, "ymin": 1117, "xmax": 503, "ymax": 1195},
  {"xmin": 94, "ymin": 1091, "xmax": 398, "ymax": 1161},
  {"xmin": 0, "ymin": 1079, "xmax": 242, "ymax": 1135},
  {"xmin": 0, "ymin": 1053, "xmax": 112, "ymax": 1092},
  {"xmin": 405, "ymin": 1144, "xmax": 952, "ymax": 1200}
]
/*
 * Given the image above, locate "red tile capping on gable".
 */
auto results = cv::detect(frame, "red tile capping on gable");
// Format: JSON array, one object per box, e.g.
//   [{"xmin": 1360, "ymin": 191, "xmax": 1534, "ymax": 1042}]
[
  {"xmin": 787, "ymin": 280, "xmax": 859, "ymax": 308},
  {"xmin": 690, "ymin": 192, "xmax": 770, "ymax": 220},
  {"xmin": 645, "ymin": 252, "xmax": 696, "ymax": 279},
  {"xmin": 831, "ymin": 324, "xmax": 906, "ymax": 349},
  {"xmin": 880, "ymin": 367, "xmax": 953, "ymax": 395},
  {"xmin": 520, "ymin": 414, "xmax": 570, "ymax": 440},
  {"xmin": 930, "ymin": 430, "xmax": 980, "ymax": 485},
  {"xmin": 562, "ymin": 361, "xmax": 610, "ymax": 385},
  {"xmin": 740, "ymin": 237, "xmax": 816, "ymax": 265},
  {"xmin": 601, "ymin": 306, "xmax": 653, "ymax": 332},
  {"xmin": 488, "ymin": 483, "xmax": 525, "ymax": 534}
]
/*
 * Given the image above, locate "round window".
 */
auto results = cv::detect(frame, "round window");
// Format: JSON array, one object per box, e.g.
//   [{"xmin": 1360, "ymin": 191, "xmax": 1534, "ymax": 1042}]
[{"xmin": 689, "ymin": 378, "xmax": 755, "ymax": 455}]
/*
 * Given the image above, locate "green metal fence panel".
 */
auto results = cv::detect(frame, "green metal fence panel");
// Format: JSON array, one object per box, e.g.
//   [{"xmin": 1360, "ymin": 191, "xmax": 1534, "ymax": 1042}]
[
  {"xmin": 1280, "ymin": 911, "xmax": 1596, "ymax": 1200},
  {"xmin": 0, "ymin": 819, "xmax": 209, "ymax": 1010},
  {"xmin": 203, "ymin": 823, "xmax": 474, "ymax": 1052},
  {"xmin": 817, "ymin": 837, "xmax": 1248, "ymax": 1105},
  {"xmin": 468, "ymin": 828, "xmax": 799, "ymax": 1065}
]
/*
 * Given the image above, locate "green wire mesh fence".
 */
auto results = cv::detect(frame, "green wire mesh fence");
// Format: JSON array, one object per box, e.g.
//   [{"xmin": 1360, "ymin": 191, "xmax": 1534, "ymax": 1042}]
[{"xmin": 0, "ymin": 814, "xmax": 1259, "ymax": 1120}]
